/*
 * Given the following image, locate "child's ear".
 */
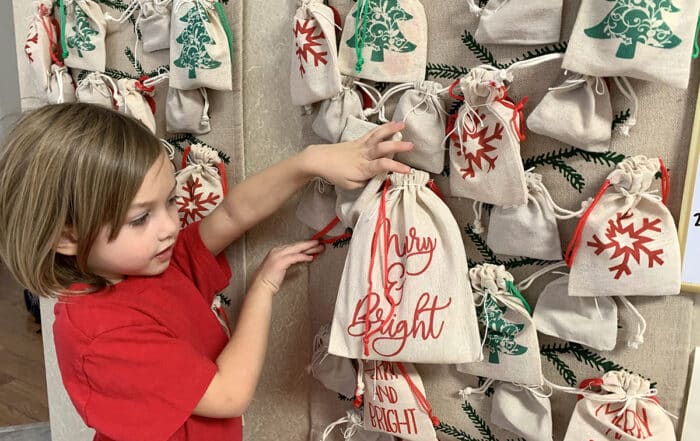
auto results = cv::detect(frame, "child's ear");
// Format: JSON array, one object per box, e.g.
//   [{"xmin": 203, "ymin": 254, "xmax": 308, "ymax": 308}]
[{"xmin": 55, "ymin": 226, "xmax": 78, "ymax": 256}]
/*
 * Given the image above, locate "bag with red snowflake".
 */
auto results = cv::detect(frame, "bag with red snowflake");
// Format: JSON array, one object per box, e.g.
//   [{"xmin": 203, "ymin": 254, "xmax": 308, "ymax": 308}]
[
  {"xmin": 170, "ymin": 0, "xmax": 233, "ymax": 90},
  {"xmin": 457, "ymin": 264, "xmax": 542, "ymax": 386},
  {"xmin": 328, "ymin": 170, "xmax": 481, "ymax": 363},
  {"xmin": 140, "ymin": 0, "xmax": 172, "ymax": 53},
  {"xmin": 446, "ymin": 67, "xmax": 528, "ymax": 207},
  {"xmin": 47, "ymin": 65, "xmax": 76, "ymax": 104},
  {"xmin": 527, "ymin": 73, "xmax": 613, "ymax": 152},
  {"xmin": 309, "ymin": 324, "xmax": 357, "ymax": 399},
  {"xmin": 166, "ymin": 87, "xmax": 212, "ymax": 135},
  {"xmin": 116, "ymin": 78, "xmax": 157, "ymax": 134},
  {"xmin": 24, "ymin": 0, "xmax": 60, "ymax": 91},
  {"xmin": 313, "ymin": 77, "xmax": 379, "ymax": 143},
  {"xmin": 59, "ymin": 0, "xmax": 107, "ymax": 72},
  {"xmin": 175, "ymin": 144, "xmax": 227, "ymax": 227},
  {"xmin": 561, "ymin": 0, "xmax": 700, "ymax": 88},
  {"xmin": 76, "ymin": 72, "xmax": 117, "ymax": 109},
  {"xmin": 297, "ymin": 178, "xmax": 347, "ymax": 238},
  {"xmin": 467, "ymin": 0, "xmax": 563, "ymax": 45},
  {"xmin": 356, "ymin": 361, "xmax": 439, "ymax": 440},
  {"xmin": 562, "ymin": 371, "xmax": 676, "ymax": 441},
  {"xmin": 290, "ymin": 0, "xmax": 342, "ymax": 107},
  {"xmin": 321, "ymin": 409, "xmax": 396, "ymax": 441},
  {"xmin": 490, "ymin": 382, "xmax": 553, "ymax": 441},
  {"xmin": 337, "ymin": 0, "xmax": 427, "ymax": 83},
  {"xmin": 565, "ymin": 155, "xmax": 681, "ymax": 297}
]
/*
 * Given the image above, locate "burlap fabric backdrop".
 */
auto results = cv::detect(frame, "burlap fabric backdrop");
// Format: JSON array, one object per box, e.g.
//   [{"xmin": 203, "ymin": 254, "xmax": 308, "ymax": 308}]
[{"xmin": 306, "ymin": 1, "xmax": 698, "ymax": 440}]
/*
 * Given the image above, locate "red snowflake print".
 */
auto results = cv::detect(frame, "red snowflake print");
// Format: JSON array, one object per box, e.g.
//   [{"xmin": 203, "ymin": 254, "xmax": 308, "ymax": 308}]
[
  {"xmin": 294, "ymin": 18, "xmax": 328, "ymax": 77},
  {"xmin": 450, "ymin": 113, "xmax": 502, "ymax": 179},
  {"xmin": 176, "ymin": 177, "xmax": 221, "ymax": 228},
  {"xmin": 25, "ymin": 27, "xmax": 39, "ymax": 63},
  {"xmin": 587, "ymin": 211, "xmax": 664, "ymax": 279}
]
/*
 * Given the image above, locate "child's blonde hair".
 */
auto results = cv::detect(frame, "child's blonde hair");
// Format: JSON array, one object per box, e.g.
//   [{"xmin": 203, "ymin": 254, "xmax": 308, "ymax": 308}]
[{"xmin": 0, "ymin": 103, "xmax": 164, "ymax": 297}]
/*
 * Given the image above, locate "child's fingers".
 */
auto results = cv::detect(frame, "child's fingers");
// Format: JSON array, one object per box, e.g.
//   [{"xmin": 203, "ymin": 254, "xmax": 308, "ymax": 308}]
[
  {"xmin": 370, "ymin": 157, "xmax": 412, "ymax": 175},
  {"xmin": 277, "ymin": 240, "xmax": 322, "ymax": 255},
  {"xmin": 365, "ymin": 121, "xmax": 405, "ymax": 145},
  {"xmin": 369, "ymin": 141, "xmax": 413, "ymax": 160}
]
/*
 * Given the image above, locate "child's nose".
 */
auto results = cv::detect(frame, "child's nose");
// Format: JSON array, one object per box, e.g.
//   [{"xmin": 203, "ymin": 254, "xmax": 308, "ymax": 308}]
[{"xmin": 159, "ymin": 209, "xmax": 180, "ymax": 239}]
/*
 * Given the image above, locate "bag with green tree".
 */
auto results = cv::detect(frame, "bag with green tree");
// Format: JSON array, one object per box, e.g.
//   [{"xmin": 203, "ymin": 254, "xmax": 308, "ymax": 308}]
[{"xmin": 59, "ymin": 0, "xmax": 107, "ymax": 72}]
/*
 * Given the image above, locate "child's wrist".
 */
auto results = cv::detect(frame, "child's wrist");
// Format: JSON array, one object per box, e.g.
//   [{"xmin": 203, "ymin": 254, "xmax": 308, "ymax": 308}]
[{"xmin": 299, "ymin": 144, "xmax": 325, "ymax": 178}]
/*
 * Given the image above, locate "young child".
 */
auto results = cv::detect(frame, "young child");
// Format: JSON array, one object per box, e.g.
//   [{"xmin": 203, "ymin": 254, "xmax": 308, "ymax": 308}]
[{"xmin": 0, "ymin": 103, "xmax": 411, "ymax": 440}]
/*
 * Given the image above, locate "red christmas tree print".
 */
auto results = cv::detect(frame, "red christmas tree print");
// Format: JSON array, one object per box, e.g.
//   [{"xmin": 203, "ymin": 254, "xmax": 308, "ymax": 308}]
[
  {"xmin": 587, "ymin": 211, "xmax": 664, "ymax": 279},
  {"xmin": 449, "ymin": 113, "xmax": 502, "ymax": 179},
  {"xmin": 294, "ymin": 18, "xmax": 328, "ymax": 77},
  {"xmin": 176, "ymin": 177, "xmax": 221, "ymax": 228}
]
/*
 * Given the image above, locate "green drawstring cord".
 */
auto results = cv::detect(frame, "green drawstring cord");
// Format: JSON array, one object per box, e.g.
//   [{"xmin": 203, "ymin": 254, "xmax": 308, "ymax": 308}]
[
  {"xmin": 506, "ymin": 280, "xmax": 532, "ymax": 316},
  {"xmin": 59, "ymin": 0, "xmax": 69, "ymax": 59},
  {"xmin": 215, "ymin": 1, "xmax": 234, "ymax": 63},
  {"xmin": 354, "ymin": 0, "xmax": 369, "ymax": 73},
  {"xmin": 694, "ymin": 14, "xmax": 700, "ymax": 59}
]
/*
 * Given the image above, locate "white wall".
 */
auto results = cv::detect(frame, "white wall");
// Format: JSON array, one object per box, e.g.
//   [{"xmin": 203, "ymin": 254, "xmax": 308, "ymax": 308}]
[{"xmin": 1, "ymin": 0, "xmax": 21, "ymax": 139}]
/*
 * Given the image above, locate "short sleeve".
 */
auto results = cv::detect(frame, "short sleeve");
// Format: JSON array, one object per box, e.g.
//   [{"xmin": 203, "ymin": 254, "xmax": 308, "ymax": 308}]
[
  {"xmin": 79, "ymin": 323, "xmax": 217, "ymax": 440},
  {"xmin": 172, "ymin": 221, "xmax": 232, "ymax": 303}
]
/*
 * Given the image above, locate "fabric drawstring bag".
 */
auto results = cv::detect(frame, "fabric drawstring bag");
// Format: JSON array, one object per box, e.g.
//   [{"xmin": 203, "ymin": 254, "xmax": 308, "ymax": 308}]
[
  {"xmin": 379, "ymin": 81, "xmax": 448, "ymax": 174},
  {"xmin": 170, "ymin": 0, "xmax": 233, "ymax": 90},
  {"xmin": 140, "ymin": 0, "xmax": 172, "ymax": 52},
  {"xmin": 47, "ymin": 65, "xmax": 76, "ymax": 104},
  {"xmin": 175, "ymin": 144, "xmax": 227, "ymax": 227},
  {"xmin": 565, "ymin": 155, "xmax": 681, "ymax": 297},
  {"xmin": 59, "ymin": 0, "xmax": 107, "ymax": 72},
  {"xmin": 166, "ymin": 87, "xmax": 212, "ymax": 134},
  {"xmin": 116, "ymin": 78, "xmax": 157, "ymax": 134},
  {"xmin": 485, "ymin": 171, "xmax": 584, "ymax": 261},
  {"xmin": 357, "ymin": 361, "xmax": 439, "ymax": 440},
  {"xmin": 337, "ymin": 0, "xmax": 427, "ymax": 83},
  {"xmin": 335, "ymin": 173, "xmax": 388, "ymax": 230},
  {"xmin": 527, "ymin": 73, "xmax": 614, "ymax": 152},
  {"xmin": 559, "ymin": 371, "xmax": 677, "ymax": 441},
  {"xmin": 468, "ymin": 0, "xmax": 563, "ymax": 45},
  {"xmin": 76, "ymin": 72, "xmax": 118, "ymax": 109},
  {"xmin": 562, "ymin": 0, "xmax": 700, "ymax": 88},
  {"xmin": 457, "ymin": 264, "xmax": 542, "ymax": 386},
  {"xmin": 297, "ymin": 178, "xmax": 347, "ymax": 239},
  {"xmin": 322, "ymin": 409, "xmax": 396, "ymax": 441},
  {"xmin": 490, "ymin": 382, "xmax": 553, "ymax": 441},
  {"xmin": 290, "ymin": 0, "xmax": 342, "ymax": 106},
  {"xmin": 446, "ymin": 67, "xmax": 528, "ymax": 207},
  {"xmin": 309, "ymin": 324, "xmax": 357, "ymax": 398},
  {"xmin": 313, "ymin": 77, "xmax": 379, "ymax": 143},
  {"xmin": 329, "ymin": 170, "xmax": 481, "ymax": 363},
  {"xmin": 25, "ymin": 0, "xmax": 60, "ymax": 91}
]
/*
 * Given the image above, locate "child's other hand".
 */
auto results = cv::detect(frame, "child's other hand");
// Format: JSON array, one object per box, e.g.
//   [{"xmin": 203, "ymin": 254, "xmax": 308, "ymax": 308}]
[
  {"xmin": 251, "ymin": 240, "xmax": 324, "ymax": 295},
  {"xmin": 307, "ymin": 121, "xmax": 413, "ymax": 190}
]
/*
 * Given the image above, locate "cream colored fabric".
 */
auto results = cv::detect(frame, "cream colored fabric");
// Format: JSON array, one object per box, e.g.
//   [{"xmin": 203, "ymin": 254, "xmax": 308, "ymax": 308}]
[{"xmin": 62, "ymin": 0, "xmax": 107, "ymax": 72}]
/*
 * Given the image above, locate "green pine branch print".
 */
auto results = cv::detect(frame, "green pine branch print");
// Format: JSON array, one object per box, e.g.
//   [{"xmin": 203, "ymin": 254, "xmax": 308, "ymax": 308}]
[
  {"xmin": 124, "ymin": 47, "xmax": 146, "ymax": 76},
  {"xmin": 67, "ymin": 4, "xmax": 98, "ymax": 57},
  {"xmin": 464, "ymin": 225, "xmax": 499, "ymax": 264},
  {"xmin": 504, "ymin": 42, "xmax": 568, "ymax": 68},
  {"xmin": 426, "ymin": 63, "xmax": 469, "ymax": 79},
  {"xmin": 436, "ymin": 422, "xmax": 481, "ymax": 441},
  {"xmin": 612, "ymin": 108, "xmax": 632, "ymax": 130},
  {"xmin": 462, "ymin": 30, "xmax": 502, "ymax": 68},
  {"xmin": 165, "ymin": 134, "xmax": 231, "ymax": 164},
  {"xmin": 463, "ymin": 401, "xmax": 497, "ymax": 441},
  {"xmin": 332, "ymin": 236, "xmax": 352, "ymax": 248},
  {"xmin": 575, "ymin": 150, "xmax": 627, "ymax": 167},
  {"xmin": 478, "ymin": 0, "xmax": 489, "ymax": 6},
  {"xmin": 551, "ymin": 159, "xmax": 585, "ymax": 192},
  {"xmin": 174, "ymin": 4, "xmax": 222, "ymax": 79},
  {"xmin": 541, "ymin": 346, "xmax": 578, "ymax": 386}
]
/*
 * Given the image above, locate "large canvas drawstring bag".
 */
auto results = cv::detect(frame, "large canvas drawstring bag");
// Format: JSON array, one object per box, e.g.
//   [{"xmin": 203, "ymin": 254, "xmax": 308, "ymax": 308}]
[
  {"xmin": 527, "ymin": 73, "xmax": 614, "ymax": 152},
  {"xmin": 468, "ymin": 0, "xmax": 564, "ymax": 45},
  {"xmin": 561, "ymin": 0, "xmax": 700, "ymax": 88},
  {"xmin": 47, "ymin": 65, "xmax": 76, "ymax": 104},
  {"xmin": 322, "ymin": 409, "xmax": 396, "ymax": 441},
  {"xmin": 140, "ymin": 0, "xmax": 172, "ymax": 53},
  {"xmin": 116, "ymin": 78, "xmax": 157, "ymax": 134},
  {"xmin": 290, "ymin": 0, "xmax": 343, "ymax": 106},
  {"xmin": 175, "ymin": 144, "xmax": 227, "ymax": 227},
  {"xmin": 59, "ymin": 0, "xmax": 107, "ymax": 72},
  {"xmin": 337, "ymin": 0, "xmax": 427, "ymax": 83},
  {"xmin": 170, "ymin": 0, "xmax": 233, "ymax": 90},
  {"xmin": 485, "ymin": 171, "xmax": 584, "ymax": 261},
  {"xmin": 560, "ymin": 371, "xmax": 677, "ymax": 441},
  {"xmin": 309, "ymin": 324, "xmax": 357, "ymax": 399},
  {"xmin": 357, "ymin": 361, "xmax": 439, "ymax": 440},
  {"xmin": 446, "ymin": 67, "xmax": 528, "ymax": 207},
  {"xmin": 76, "ymin": 72, "xmax": 118, "ymax": 109},
  {"xmin": 297, "ymin": 178, "xmax": 348, "ymax": 240},
  {"xmin": 328, "ymin": 170, "xmax": 481, "ymax": 363},
  {"xmin": 313, "ymin": 77, "xmax": 379, "ymax": 143},
  {"xmin": 565, "ymin": 155, "xmax": 681, "ymax": 297},
  {"xmin": 166, "ymin": 87, "xmax": 212, "ymax": 135},
  {"xmin": 457, "ymin": 264, "xmax": 542, "ymax": 386},
  {"xmin": 490, "ymin": 382, "xmax": 553, "ymax": 441},
  {"xmin": 25, "ymin": 0, "xmax": 60, "ymax": 91}
]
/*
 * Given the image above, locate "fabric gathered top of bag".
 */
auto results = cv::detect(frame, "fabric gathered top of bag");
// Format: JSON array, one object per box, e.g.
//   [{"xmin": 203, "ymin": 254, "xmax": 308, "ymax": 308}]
[
  {"xmin": 322, "ymin": 409, "xmax": 365, "ymax": 441},
  {"xmin": 308, "ymin": 323, "xmax": 332, "ymax": 377}
]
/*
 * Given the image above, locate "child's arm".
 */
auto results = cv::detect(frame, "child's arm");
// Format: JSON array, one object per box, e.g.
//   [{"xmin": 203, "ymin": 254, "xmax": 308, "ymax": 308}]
[
  {"xmin": 199, "ymin": 122, "xmax": 411, "ymax": 255},
  {"xmin": 192, "ymin": 239, "xmax": 324, "ymax": 418}
]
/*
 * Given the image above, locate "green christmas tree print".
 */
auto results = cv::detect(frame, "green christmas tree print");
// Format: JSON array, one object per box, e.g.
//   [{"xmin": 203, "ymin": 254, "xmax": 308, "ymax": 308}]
[
  {"xmin": 67, "ymin": 4, "xmax": 98, "ymax": 57},
  {"xmin": 347, "ymin": 0, "xmax": 417, "ymax": 62},
  {"xmin": 584, "ymin": 0, "xmax": 682, "ymax": 59},
  {"xmin": 477, "ymin": 295, "xmax": 528, "ymax": 364},
  {"xmin": 174, "ymin": 4, "xmax": 221, "ymax": 79}
]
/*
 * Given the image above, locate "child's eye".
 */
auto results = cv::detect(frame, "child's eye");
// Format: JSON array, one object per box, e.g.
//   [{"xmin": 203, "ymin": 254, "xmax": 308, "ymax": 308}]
[{"xmin": 129, "ymin": 212, "xmax": 150, "ymax": 227}]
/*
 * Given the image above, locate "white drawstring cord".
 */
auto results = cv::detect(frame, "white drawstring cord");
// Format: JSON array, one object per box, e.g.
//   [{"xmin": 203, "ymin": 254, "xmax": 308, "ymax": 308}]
[
  {"xmin": 472, "ymin": 200, "xmax": 485, "ymax": 234},
  {"xmin": 512, "ymin": 381, "xmax": 553, "ymax": 398},
  {"xmin": 141, "ymin": 68, "xmax": 170, "ymax": 87},
  {"xmin": 465, "ymin": 0, "xmax": 482, "ymax": 15},
  {"xmin": 458, "ymin": 377, "xmax": 495, "ymax": 399},
  {"xmin": 516, "ymin": 261, "xmax": 568, "ymax": 291},
  {"xmin": 161, "ymin": 139, "xmax": 176, "ymax": 160},
  {"xmin": 617, "ymin": 296, "xmax": 647, "ymax": 350}
]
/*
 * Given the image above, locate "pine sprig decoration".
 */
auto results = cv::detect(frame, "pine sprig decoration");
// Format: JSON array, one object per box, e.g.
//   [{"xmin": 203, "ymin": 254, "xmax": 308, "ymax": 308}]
[
  {"xmin": 612, "ymin": 108, "xmax": 632, "ymax": 130},
  {"xmin": 568, "ymin": 342, "xmax": 627, "ymax": 373},
  {"xmin": 426, "ymin": 63, "xmax": 469, "ymax": 80},
  {"xmin": 522, "ymin": 146, "xmax": 581, "ymax": 170},
  {"xmin": 551, "ymin": 159, "xmax": 585, "ymax": 192},
  {"xmin": 165, "ymin": 134, "xmax": 232, "ymax": 164},
  {"xmin": 464, "ymin": 225, "xmax": 499, "ymax": 264},
  {"xmin": 463, "ymin": 401, "xmax": 497, "ymax": 441},
  {"xmin": 104, "ymin": 67, "xmax": 139, "ymax": 80},
  {"xmin": 436, "ymin": 422, "xmax": 481, "ymax": 441},
  {"xmin": 505, "ymin": 42, "xmax": 568, "ymax": 67},
  {"xmin": 462, "ymin": 30, "xmax": 502, "ymax": 68},
  {"xmin": 124, "ymin": 47, "xmax": 146, "ymax": 76},
  {"xmin": 541, "ymin": 348, "xmax": 578, "ymax": 386},
  {"xmin": 575, "ymin": 150, "xmax": 627, "ymax": 167},
  {"xmin": 478, "ymin": 0, "xmax": 489, "ymax": 6},
  {"xmin": 332, "ymin": 236, "xmax": 352, "ymax": 248}
]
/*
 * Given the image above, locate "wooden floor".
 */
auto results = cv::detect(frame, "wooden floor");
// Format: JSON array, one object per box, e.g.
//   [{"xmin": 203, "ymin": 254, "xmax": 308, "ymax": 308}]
[{"xmin": 0, "ymin": 267, "xmax": 49, "ymax": 426}]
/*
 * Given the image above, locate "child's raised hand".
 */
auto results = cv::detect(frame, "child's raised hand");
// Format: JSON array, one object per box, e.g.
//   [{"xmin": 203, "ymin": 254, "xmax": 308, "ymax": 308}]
[
  {"xmin": 307, "ymin": 121, "xmax": 413, "ymax": 190},
  {"xmin": 251, "ymin": 240, "xmax": 324, "ymax": 294}
]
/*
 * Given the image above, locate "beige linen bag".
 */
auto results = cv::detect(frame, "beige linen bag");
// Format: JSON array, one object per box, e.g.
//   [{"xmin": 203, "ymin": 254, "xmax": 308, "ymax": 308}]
[
  {"xmin": 76, "ymin": 72, "xmax": 117, "ymax": 109},
  {"xmin": 140, "ymin": 0, "xmax": 172, "ymax": 52},
  {"xmin": 166, "ymin": 87, "xmax": 211, "ymax": 134},
  {"xmin": 116, "ymin": 78, "xmax": 157, "ymax": 134},
  {"xmin": 490, "ymin": 382, "xmax": 553, "ymax": 441},
  {"xmin": 60, "ymin": 0, "xmax": 107, "ymax": 72},
  {"xmin": 175, "ymin": 144, "xmax": 227, "ymax": 227},
  {"xmin": 469, "ymin": 0, "xmax": 563, "ymax": 45},
  {"xmin": 309, "ymin": 324, "xmax": 357, "ymax": 399},
  {"xmin": 47, "ymin": 65, "xmax": 76, "ymax": 104},
  {"xmin": 297, "ymin": 178, "xmax": 347, "ymax": 238},
  {"xmin": 322, "ymin": 409, "xmax": 397, "ymax": 441},
  {"xmin": 24, "ymin": 0, "xmax": 59, "ymax": 91},
  {"xmin": 313, "ymin": 77, "xmax": 379, "ymax": 143}
]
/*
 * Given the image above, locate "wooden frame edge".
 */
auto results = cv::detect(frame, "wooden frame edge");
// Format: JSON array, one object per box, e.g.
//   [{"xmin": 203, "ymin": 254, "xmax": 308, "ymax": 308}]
[{"xmin": 679, "ymin": 90, "xmax": 700, "ymax": 293}]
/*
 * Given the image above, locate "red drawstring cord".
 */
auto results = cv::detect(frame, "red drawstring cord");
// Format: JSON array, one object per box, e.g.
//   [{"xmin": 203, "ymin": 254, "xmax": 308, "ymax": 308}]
[
  {"xmin": 39, "ymin": 4, "xmax": 63, "ymax": 67},
  {"xmin": 310, "ymin": 216, "xmax": 352, "ymax": 244},
  {"xmin": 181, "ymin": 145, "xmax": 227, "ymax": 196},
  {"xmin": 135, "ymin": 75, "xmax": 157, "ymax": 115},
  {"xmin": 396, "ymin": 362, "xmax": 441, "ymax": 427},
  {"xmin": 564, "ymin": 179, "xmax": 611, "ymax": 267},
  {"xmin": 427, "ymin": 179, "xmax": 445, "ymax": 201},
  {"xmin": 659, "ymin": 158, "xmax": 670, "ymax": 206},
  {"xmin": 510, "ymin": 96, "xmax": 528, "ymax": 142},
  {"xmin": 181, "ymin": 145, "xmax": 192, "ymax": 169},
  {"xmin": 216, "ymin": 304, "xmax": 232, "ymax": 336},
  {"xmin": 448, "ymin": 79, "xmax": 465, "ymax": 101}
]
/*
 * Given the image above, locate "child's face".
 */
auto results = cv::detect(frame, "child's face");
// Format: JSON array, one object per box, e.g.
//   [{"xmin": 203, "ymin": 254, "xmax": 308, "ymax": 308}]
[{"xmin": 87, "ymin": 152, "xmax": 180, "ymax": 284}]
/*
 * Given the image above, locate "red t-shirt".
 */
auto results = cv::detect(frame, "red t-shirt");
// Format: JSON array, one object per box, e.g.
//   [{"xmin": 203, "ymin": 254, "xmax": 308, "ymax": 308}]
[{"xmin": 54, "ymin": 222, "xmax": 243, "ymax": 441}]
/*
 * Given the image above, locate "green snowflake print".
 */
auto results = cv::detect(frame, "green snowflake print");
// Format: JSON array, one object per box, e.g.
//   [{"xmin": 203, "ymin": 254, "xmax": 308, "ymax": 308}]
[
  {"xmin": 67, "ymin": 4, "xmax": 98, "ymax": 57},
  {"xmin": 174, "ymin": 3, "xmax": 222, "ymax": 79},
  {"xmin": 347, "ymin": 0, "xmax": 417, "ymax": 62},
  {"xmin": 477, "ymin": 295, "xmax": 528, "ymax": 364}
]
